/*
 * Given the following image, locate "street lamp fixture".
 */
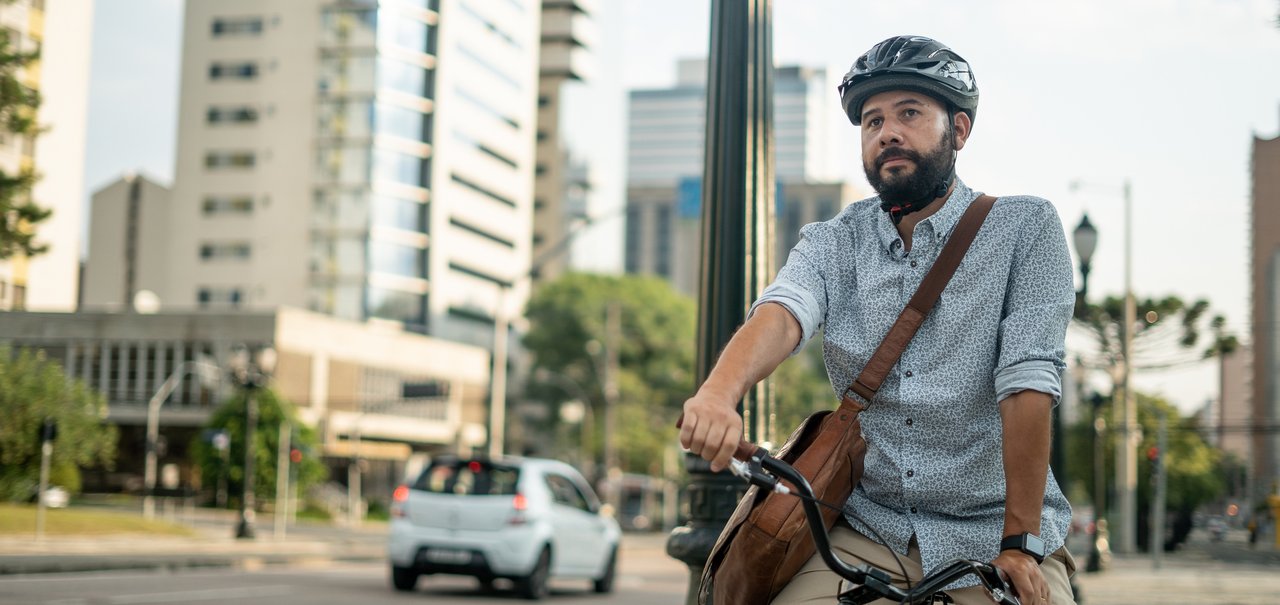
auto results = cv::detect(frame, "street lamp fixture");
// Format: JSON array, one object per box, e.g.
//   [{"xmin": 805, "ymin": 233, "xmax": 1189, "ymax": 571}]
[
  {"xmin": 230, "ymin": 345, "xmax": 277, "ymax": 540},
  {"xmin": 144, "ymin": 355, "xmax": 221, "ymax": 520},
  {"xmin": 1072, "ymin": 213, "xmax": 1097, "ymax": 304}
]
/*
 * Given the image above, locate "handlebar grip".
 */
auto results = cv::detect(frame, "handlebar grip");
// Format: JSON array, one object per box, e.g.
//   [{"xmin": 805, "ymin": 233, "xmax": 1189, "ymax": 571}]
[{"xmin": 675, "ymin": 413, "xmax": 760, "ymax": 462}]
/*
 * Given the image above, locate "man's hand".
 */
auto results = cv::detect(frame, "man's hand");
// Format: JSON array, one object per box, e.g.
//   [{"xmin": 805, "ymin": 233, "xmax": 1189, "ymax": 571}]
[
  {"xmin": 991, "ymin": 550, "xmax": 1050, "ymax": 605},
  {"xmin": 678, "ymin": 389, "xmax": 743, "ymax": 472}
]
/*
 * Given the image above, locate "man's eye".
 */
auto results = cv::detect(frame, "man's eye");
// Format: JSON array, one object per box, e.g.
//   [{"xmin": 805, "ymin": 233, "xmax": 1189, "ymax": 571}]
[
  {"xmin": 868, "ymin": 117, "xmax": 883, "ymax": 127},
  {"xmin": 903, "ymin": 109, "xmax": 919, "ymax": 117}
]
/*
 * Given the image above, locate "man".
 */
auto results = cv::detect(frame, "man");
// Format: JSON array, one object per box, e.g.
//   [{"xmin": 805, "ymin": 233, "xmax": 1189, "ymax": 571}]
[{"xmin": 678, "ymin": 36, "xmax": 1077, "ymax": 604}]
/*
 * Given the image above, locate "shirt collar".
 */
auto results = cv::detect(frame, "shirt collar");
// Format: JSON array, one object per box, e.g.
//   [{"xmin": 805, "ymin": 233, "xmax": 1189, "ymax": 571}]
[{"xmin": 874, "ymin": 179, "xmax": 979, "ymax": 254}]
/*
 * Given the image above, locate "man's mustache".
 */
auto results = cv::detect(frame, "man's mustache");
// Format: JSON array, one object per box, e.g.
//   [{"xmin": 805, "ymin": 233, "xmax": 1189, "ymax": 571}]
[{"xmin": 876, "ymin": 148, "xmax": 920, "ymax": 171}]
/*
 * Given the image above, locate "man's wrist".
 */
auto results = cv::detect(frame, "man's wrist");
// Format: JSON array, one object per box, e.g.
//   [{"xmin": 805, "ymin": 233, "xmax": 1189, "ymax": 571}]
[{"xmin": 999, "ymin": 532, "xmax": 1046, "ymax": 564}]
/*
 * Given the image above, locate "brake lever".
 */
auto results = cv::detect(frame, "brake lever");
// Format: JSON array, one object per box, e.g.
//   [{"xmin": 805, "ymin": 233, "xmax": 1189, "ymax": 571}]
[
  {"xmin": 986, "ymin": 566, "xmax": 1021, "ymax": 605},
  {"xmin": 728, "ymin": 457, "xmax": 791, "ymax": 495}
]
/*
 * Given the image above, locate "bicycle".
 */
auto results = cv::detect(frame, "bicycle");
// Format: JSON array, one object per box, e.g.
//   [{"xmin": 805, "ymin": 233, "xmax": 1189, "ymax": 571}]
[{"xmin": 724, "ymin": 441, "xmax": 1023, "ymax": 605}]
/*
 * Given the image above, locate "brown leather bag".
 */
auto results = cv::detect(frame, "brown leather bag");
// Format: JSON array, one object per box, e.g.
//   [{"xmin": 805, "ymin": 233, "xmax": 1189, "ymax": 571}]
[{"xmin": 699, "ymin": 195, "xmax": 996, "ymax": 605}]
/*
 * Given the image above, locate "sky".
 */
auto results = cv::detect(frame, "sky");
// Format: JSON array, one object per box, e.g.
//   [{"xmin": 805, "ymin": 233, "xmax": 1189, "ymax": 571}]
[{"xmin": 83, "ymin": 0, "xmax": 1280, "ymax": 414}]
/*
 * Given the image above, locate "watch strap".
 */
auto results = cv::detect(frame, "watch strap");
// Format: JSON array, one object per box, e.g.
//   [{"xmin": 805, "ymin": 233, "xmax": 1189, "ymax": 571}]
[{"xmin": 1000, "ymin": 533, "xmax": 1046, "ymax": 564}]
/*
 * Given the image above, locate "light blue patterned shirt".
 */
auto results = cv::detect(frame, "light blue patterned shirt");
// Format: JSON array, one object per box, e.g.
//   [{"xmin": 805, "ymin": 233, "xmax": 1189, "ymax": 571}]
[{"xmin": 750, "ymin": 179, "xmax": 1074, "ymax": 586}]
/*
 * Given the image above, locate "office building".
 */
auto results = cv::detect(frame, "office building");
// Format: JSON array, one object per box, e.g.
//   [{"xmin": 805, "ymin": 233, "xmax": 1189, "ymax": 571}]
[
  {"xmin": 154, "ymin": 0, "xmax": 541, "ymax": 350},
  {"xmin": 0, "ymin": 0, "xmax": 94, "ymax": 311},
  {"xmin": 0, "ymin": 307, "xmax": 490, "ymax": 498},
  {"xmin": 623, "ymin": 60, "xmax": 855, "ymax": 296},
  {"xmin": 1250, "ymin": 128, "xmax": 1280, "ymax": 500}
]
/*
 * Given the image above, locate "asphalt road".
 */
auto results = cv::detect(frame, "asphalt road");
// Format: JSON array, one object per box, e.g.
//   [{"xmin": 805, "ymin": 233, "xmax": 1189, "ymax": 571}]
[{"xmin": 0, "ymin": 561, "xmax": 690, "ymax": 605}]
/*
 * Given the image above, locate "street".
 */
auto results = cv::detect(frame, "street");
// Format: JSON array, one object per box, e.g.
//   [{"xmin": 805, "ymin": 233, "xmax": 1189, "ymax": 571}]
[
  {"xmin": 2, "ymin": 529, "xmax": 1277, "ymax": 605},
  {"xmin": 0, "ymin": 533, "xmax": 690, "ymax": 605},
  {"xmin": 0, "ymin": 563, "xmax": 683, "ymax": 605}
]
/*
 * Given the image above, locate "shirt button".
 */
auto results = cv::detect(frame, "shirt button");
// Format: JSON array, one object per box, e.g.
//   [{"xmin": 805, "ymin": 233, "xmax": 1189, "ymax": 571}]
[
  {"xmin": 906, "ymin": 418, "xmax": 914, "ymax": 426},
  {"xmin": 910, "ymin": 507, "xmax": 918, "ymax": 514},
  {"xmin": 910, "ymin": 260, "xmax": 918, "ymax": 268},
  {"xmin": 904, "ymin": 370, "xmax": 914, "ymax": 378},
  {"xmin": 906, "ymin": 470, "xmax": 914, "ymax": 478}
]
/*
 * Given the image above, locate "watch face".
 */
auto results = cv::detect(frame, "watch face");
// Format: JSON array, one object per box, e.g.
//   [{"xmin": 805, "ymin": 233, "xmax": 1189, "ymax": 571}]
[{"xmin": 1025, "ymin": 533, "xmax": 1046, "ymax": 557}]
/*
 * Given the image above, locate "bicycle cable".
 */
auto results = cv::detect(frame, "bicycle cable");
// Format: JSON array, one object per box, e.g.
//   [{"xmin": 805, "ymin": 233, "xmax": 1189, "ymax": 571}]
[{"xmin": 789, "ymin": 489, "xmax": 913, "ymax": 592}]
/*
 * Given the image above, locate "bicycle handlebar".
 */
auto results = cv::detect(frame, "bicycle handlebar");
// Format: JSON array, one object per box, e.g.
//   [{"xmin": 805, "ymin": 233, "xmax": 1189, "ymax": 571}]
[{"xmin": 726, "ymin": 442, "xmax": 1021, "ymax": 605}]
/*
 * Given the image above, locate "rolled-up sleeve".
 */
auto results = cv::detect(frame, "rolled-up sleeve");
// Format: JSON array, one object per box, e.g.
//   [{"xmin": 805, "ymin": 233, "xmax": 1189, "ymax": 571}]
[
  {"xmin": 994, "ymin": 201, "xmax": 1075, "ymax": 404},
  {"xmin": 748, "ymin": 221, "xmax": 833, "ymax": 355}
]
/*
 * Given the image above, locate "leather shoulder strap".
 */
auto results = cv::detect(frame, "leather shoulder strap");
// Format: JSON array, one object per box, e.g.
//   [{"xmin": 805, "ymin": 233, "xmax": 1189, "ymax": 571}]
[{"xmin": 844, "ymin": 194, "xmax": 997, "ymax": 404}]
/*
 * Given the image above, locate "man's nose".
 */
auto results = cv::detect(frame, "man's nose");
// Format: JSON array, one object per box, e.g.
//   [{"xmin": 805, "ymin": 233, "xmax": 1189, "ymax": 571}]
[{"xmin": 878, "ymin": 122, "xmax": 903, "ymax": 147}]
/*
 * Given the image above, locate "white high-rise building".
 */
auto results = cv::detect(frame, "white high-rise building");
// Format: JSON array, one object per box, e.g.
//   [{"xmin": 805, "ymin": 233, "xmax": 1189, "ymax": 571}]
[
  {"xmin": 624, "ymin": 61, "xmax": 853, "ymax": 295},
  {"xmin": 626, "ymin": 60, "xmax": 832, "ymax": 186},
  {"xmin": 0, "ymin": 0, "xmax": 95, "ymax": 311},
  {"xmin": 160, "ymin": 0, "xmax": 540, "ymax": 349}
]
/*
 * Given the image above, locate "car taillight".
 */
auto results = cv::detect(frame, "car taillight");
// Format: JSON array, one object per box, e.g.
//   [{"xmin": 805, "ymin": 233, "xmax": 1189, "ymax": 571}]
[
  {"xmin": 391, "ymin": 485, "xmax": 409, "ymax": 518},
  {"xmin": 509, "ymin": 492, "xmax": 528, "ymax": 525}
]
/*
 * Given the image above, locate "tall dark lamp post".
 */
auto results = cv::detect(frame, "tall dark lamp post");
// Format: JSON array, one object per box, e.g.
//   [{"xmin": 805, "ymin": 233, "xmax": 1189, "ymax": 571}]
[
  {"xmin": 666, "ymin": 1, "xmax": 775, "ymax": 604},
  {"xmin": 231, "ymin": 345, "xmax": 277, "ymax": 540},
  {"xmin": 1072, "ymin": 214, "xmax": 1109, "ymax": 571}
]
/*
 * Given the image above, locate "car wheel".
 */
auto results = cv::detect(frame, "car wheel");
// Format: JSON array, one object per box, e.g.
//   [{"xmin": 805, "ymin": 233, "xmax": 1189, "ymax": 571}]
[
  {"xmin": 390, "ymin": 564, "xmax": 419, "ymax": 592},
  {"xmin": 517, "ymin": 546, "xmax": 551, "ymax": 600},
  {"xmin": 593, "ymin": 546, "xmax": 618, "ymax": 594}
]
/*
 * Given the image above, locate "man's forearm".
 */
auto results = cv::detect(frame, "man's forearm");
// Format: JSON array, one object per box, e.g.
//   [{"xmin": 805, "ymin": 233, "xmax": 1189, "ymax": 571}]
[
  {"xmin": 699, "ymin": 302, "xmax": 803, "ymax": 403},
  {"xmin": 999, "ymin": 389, "xmax": 1053, "ymax": 537}
]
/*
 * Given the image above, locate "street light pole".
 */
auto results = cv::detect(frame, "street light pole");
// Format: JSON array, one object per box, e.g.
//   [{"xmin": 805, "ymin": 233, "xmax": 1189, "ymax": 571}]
[
  {"xmin": 667, "ymin": 2, "xmax": 775, "ymax": 603},
  {"xmin": 232, "ymin": 346, "xmax": 276, "ymax": 540},
  {"xmin": 144, "ymin": 359, "xmax": 219, "ymax": 520},
  {"xmin": 1117, "ymin": 179, "xmax": 1138, "ymax": 554}
]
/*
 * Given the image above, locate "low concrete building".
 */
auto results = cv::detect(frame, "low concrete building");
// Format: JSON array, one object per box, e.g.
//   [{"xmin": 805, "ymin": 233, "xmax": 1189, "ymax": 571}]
[{"xmin": 0, "ymin": 306, "xmax": 490, "ymax": 498}]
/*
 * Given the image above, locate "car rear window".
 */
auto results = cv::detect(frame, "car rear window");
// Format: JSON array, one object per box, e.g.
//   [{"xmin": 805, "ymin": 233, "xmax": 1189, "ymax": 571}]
[{"xmin": 413, "ymin": 459, "xmax": 520, "ymax": 496}]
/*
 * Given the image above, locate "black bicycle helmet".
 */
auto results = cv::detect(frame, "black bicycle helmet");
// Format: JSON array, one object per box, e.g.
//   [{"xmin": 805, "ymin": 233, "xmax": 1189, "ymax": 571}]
[{"xmin": 838, "ymin": 36, "xmax": 979, "ymax": 126}]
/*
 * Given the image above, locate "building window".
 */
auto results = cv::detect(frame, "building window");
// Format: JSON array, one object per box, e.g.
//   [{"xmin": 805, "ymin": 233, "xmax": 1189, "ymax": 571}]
[
  {"xmin": 372, "ymin": 149, "xmax": 429, "ymax": 188},
  {"xmin": 202, "ymin": 196, "xmax": 255, "ymax": 215},
  {"xmin": 205, "ymin": 151, "xmax": 256, "ymax": 169},
  {"xmin": 209, "ymin": 61, "xmax": 260, "ymax": 81},
  {"xmin": 199, "ymin": 242, "xmax": 252, "ymax": 261},
  {"xmin": 207, "ymin": 106, "xmax": 260, "ymax": 125},
  {"xmin": 624, "ymin": 206, "xmax": 642, "ymax": 274},
  {"xmin": 212, "ymin": 17, "xmax": 264, "ymax": 37},
  {"xmin": 370, "ymin": 241, "xmax": 425, "ymax": 278},
  {"xmin": 655, "ymin": 205, "xmax": 672, "ymax": 277},
  {"xmin": 197, "ymin": 287, "xmax": 244, "ymax": 308},
  {"xmin": 368, "ymin": 287, "xmax": 425, "ymax": 325}
]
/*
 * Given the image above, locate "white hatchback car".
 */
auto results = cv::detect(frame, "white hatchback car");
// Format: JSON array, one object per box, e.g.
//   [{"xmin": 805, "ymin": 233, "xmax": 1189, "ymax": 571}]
[{"xmin": 387, "ymin": 455, "xmax": 621, "ymax": 599}]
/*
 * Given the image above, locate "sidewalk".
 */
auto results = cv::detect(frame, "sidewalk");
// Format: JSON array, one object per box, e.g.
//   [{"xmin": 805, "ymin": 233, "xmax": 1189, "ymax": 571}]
[{"xmin": 1071, "ymin": 529, "xmax": 1279, "ymax": 605}]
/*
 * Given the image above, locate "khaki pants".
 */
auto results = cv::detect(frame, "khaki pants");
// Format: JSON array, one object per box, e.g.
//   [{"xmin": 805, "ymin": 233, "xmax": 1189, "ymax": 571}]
[{"xmin": 771, "ymin": 524, "xmax": 1077, "ymax": 605}]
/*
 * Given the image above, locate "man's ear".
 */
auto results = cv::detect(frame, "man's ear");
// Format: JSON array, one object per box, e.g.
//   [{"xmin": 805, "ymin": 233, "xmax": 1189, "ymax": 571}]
[{"xmin": 951, "ymin": 111, "xmax": 972, "ymax": 151}]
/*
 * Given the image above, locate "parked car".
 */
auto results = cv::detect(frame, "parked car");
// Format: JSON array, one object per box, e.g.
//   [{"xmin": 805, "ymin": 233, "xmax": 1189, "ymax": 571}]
[{"xmin": 387, "ymin": 455, "xmax": 621, "ymax": 599}]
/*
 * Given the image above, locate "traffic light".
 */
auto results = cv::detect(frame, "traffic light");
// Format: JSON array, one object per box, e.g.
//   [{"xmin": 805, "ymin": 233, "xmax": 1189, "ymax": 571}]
[
  {"xmin": 1146, "ymin": 446, "xmax": 1160, "ymax": 462},
  {"xmin": 290, "ymin": 448, "xmax": 302, "ymax": 464}
]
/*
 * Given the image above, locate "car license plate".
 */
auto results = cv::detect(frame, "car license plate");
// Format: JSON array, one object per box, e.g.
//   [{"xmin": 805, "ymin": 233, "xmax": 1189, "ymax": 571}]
[{"xmin": 424, "ymin": 548, "xmax": 470, "ymax": 565}]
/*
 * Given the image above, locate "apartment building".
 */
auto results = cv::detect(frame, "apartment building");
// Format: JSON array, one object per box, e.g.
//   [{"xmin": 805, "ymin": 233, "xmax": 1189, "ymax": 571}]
[
  {"xmin": 81, "ymin": 173, "xmax": 172, "ymax": 310},
  {"xmin": 530, "ymin": 0, "xmax": 593, "ymax": 283},
  {"xmin": 0, "ymin": 0, "xmax": 94, "ymax": 311},
  {"xmin": 151, "ymin": 0, "xmax": 540, "ymax": 351}
]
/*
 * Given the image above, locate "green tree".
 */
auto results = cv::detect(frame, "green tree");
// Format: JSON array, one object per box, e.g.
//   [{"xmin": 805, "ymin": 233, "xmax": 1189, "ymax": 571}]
[
  {"xmin": 0, "ymin": 347, "xmax": 118, "ymax": 501},
  {"xmin": 190, "ymin": 389, "xmax": 327, "ymax": 509},
  {"xmin": 0, "ymin": 24, "xmax": 50, "ymax": 260},
  {"xmin": 522, "ymin": 273, "xmax": 695, "ymax": 477},
  {"xmin": 1065, "ymin": 391, "xmax": 1227, "ymax": 551},
  {"xmin": 1073, "ymin": 295, "xmax": 1237, "ymax": 374},
  {"xmin": 770, "ymin": 336, "xmax": 833, "ymax": 444}
]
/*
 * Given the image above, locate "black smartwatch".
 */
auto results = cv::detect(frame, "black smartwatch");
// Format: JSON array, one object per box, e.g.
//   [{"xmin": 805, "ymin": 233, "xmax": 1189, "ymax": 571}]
[{"xmin": 1000, "ymin": 532, "xmax": 1046, "ymax": 564}]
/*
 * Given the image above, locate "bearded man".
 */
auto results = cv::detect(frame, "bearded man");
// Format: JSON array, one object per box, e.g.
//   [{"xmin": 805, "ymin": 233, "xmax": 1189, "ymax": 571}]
[{"xmin": 678, "ymin": 35, "xmax": 1079, "ymax": 605}]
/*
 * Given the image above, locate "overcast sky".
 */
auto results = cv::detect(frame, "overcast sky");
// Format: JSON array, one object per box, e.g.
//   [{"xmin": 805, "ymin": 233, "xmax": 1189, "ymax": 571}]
[{"xmin": 84, "ymin": 0, "xmax": 1280, "ymax": 413}]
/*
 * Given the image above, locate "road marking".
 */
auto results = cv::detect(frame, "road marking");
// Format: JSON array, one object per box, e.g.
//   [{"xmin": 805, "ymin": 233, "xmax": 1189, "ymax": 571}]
[{"xmin": 42, "ymin": 585, "xmax": 295, "ymax": 604}]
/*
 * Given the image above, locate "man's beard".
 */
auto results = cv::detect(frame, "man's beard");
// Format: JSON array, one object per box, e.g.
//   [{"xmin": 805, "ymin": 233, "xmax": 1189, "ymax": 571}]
[{"xmin": 864, "ymin": 130, "xmax": 954, "ymax": 207}]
